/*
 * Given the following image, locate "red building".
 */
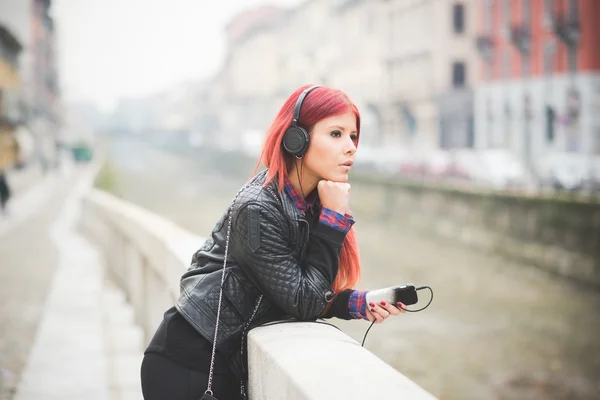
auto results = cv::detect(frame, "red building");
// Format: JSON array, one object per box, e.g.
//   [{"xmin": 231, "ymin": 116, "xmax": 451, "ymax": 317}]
[
  {"xmin": 474, "ymin": 0, "xmax": 600, "ymax": 185},
  {"xmin": 477, "ymin": 0, "xmax": 600, "ymax": 79}
]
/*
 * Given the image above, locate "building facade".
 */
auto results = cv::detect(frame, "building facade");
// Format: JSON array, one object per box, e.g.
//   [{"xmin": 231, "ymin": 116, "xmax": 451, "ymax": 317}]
[
  {"xmin": 208, "ymin": 0, "xmax": 479, "ymax": 153},
  {"xmin": 323, "ymin": 0, "xmax": 387, "ymax": 147},
  {"xmin": 378, "ymin": 0, "xmax": 478, "ymax": 150},
  {"xmin": 212, "ymin": 0, "xmax": 392, "ymax": 146},
  {"xmin": 0, "ymin": 0, "xmax": 61, "ymax": 170},
  {"xmin": 0, "ymin": 25, "xmax": 23, "ymax": 170},
  {"xmin": 215, "ymin": 4, "xmax": 288, "ymax": 143},
  {"xmin": 474, "ymin": 0, "xmax": 600, "ymax": 173}
]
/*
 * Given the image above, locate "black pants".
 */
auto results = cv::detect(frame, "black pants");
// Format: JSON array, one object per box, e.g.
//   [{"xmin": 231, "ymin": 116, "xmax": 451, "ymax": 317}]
[{"xmin": 141, "ymin": 353, "xmax": 243, "ymax": 400}]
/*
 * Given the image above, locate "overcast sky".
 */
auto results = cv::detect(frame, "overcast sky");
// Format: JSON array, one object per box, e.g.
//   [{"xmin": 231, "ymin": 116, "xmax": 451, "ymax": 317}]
[{"xmin": 52, "ymin": 0, "xmax": 301, "ymax": 111}]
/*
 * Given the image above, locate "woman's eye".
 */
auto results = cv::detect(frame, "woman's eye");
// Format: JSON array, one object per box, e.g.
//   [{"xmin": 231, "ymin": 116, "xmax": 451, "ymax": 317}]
[
  {"xmin": 350, "ymin": 134, "xmax": 358, "ymax": 142},
  {"xmin": 330, "ymin": 130, "xmax": 342, "ymax": 138}
]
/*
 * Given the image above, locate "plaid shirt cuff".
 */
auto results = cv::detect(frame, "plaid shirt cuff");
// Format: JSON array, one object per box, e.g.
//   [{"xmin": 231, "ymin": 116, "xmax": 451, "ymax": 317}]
[
  {"xmin": 319, "ymin": 208, "xmax": 355, "ymax": 233},
  {"xmin": 348, "ymin": 290, "xmax": 368, "ymax": 320}
]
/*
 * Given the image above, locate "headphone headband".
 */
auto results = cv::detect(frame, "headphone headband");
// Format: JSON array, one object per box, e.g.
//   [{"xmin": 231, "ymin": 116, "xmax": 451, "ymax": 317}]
[{"xmin": 292, "ymin": 85, "xmax": 320, "ymax": 126}]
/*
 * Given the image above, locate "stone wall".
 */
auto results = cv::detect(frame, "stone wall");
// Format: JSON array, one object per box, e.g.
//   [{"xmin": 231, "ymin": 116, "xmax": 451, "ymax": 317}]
[{"xmin": 351, "ymin": 173, "xmax": 600, "ymax": 288}]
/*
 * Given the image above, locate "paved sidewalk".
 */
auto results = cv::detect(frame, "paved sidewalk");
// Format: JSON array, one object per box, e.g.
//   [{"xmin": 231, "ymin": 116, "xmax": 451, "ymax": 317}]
[
  {"xmin": 12, "ymin": 166, "xmax": 110, "ymax": 400},
  {"xmin": 0, "ymin": 166, "xmax": 64, "ymax": 238},
  {"xmin": 0, "ymin": 164, "xmax": 144, "ymax": 400},
  {"xmin": 0, "ymin": 168, "xmax": 75, "ymax": 399}
]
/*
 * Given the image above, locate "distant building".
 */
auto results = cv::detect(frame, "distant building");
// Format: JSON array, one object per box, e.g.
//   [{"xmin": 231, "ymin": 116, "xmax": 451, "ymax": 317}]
[
  {"xmin": 225, "ymin": 5, "xmax": 287, "ymax": 48},
  {"xmin": 0, "ymin": 24, "xmax": 24, "ymax": 170},
  {"xmin": 378, "ymin": 0, "xmax": 478, "ymax": 150},
  {"xmin": 474, "ymin": 0, "xmax": 600, "ymax": 171},
  {"xmin": 0, "ymin": 0, "xmax": 62, "ymax": 170},
  {"xmin": 217, "ymin": 4, "xmax": 288, "ymax": 140},
  {"xmin": 208, "ymin": 0, "xmax": 479, "ymax": 152}
]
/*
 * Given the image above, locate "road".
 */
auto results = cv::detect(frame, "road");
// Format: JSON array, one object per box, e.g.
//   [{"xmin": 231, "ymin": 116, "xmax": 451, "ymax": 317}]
[{"xmin": 102, "ymin": 136, "xmax": 600, "ymax": 400}]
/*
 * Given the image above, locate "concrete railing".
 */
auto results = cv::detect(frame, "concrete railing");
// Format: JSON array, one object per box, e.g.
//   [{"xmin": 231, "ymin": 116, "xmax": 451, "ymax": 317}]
[
  {"xmin": 79, "ymin": 187, "xmax": 437, "ymax": 399},
  {"xmin": 79, "ymin": 187, "xmax": 201, "ymax": 340}
]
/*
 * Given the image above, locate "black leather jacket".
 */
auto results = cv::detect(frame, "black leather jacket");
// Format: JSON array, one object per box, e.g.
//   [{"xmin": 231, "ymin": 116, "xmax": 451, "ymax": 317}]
[{"xmin": 175, "ymin": 170, "xmax": 354, "ymax": 378}]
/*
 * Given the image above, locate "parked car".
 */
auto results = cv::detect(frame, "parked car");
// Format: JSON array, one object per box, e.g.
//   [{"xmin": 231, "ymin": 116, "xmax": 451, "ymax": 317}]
[
  {"xmin": 479, "ymin": 149, "xmax": 529, "ymax": 189},
  {"xmin": 449, "ymin": 149, "xmax": 528, "ymax": 189},
  {"xmin": 537, "ymin": 152, "xmax": 600, "ymax": 191}
]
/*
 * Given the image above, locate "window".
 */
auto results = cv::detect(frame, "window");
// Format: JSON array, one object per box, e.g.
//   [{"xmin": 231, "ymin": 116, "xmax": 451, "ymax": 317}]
[
  {"xmin": 568, "ymin": 0, "xmax": 579, "ymax": 20},
  {"xmin": 452, "ymin": 62, "xmax": 466, "ymax": 88},
  {"xmin": 545, "ymin": 106, "xmax": 556, "ymax": 143},
  {"xmin": 564, "ymin": 2, "xmax": 579, "ymax": 72},
  {"xmin": 466, "ymin": 115, "xmax": 475, "ymax": 148},
  {"xmin": 452, "ymin": 3, "xmax": 465, "ymax": 34},
  {"xmin": 543, "ymin": 0, "xmax": 554, "ymax": 28},
  {"xmin": 485, "ymin": 0, "xmax": 493, "ymax": 34},
  {"xmin": 523, "ymin": 0, "xmax": 531, "ymax": 25},
  {"xmin": 501, "ymin": 0, "xmax": 510, "ymax": 39},
  {"xmin": 543, "ymin": 39, "xmax": 555, "ymax": 75},
  {"xmin": 502, "ymin": 48, "xmax": 511, "ymax": 79},
  {"xmin": 0, "ymin": 42, "xmax": 18, "ymax": 69},
  {"xmin": 402, "ymin": 105, "xmax": 417, "ymax": 134}
]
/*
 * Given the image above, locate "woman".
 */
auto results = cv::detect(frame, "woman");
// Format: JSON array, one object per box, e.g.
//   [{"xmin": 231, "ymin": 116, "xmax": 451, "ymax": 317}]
[{"xmin": 141, "ymin": 85, "xmax": 406, "ymax": 400}]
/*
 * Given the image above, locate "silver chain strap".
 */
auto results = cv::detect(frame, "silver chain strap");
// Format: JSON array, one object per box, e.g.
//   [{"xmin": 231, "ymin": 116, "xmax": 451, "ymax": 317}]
[
  {"xmin": 239, "ymin": 294, "xmax": 263, "ymax": 398},
  {"xmin": 205, "ymin": 182, "xmax": 270, "ymax": 397},
  {"xmin": 204, "ymin": 188, "xmax": 241, "ymax": 397}
]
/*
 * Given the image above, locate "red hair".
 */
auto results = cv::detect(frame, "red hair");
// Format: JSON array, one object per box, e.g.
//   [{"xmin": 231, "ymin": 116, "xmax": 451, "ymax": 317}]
[{"xmin": 254, "ymin": 85, "xmax": 361, "ymax": 293}]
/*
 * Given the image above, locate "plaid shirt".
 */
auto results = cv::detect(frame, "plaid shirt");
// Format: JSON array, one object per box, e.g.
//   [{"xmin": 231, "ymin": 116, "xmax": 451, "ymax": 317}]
[
  {"xmin": 284, "ymin": 177, "xmax": 366, "ymax": 319},
  {"xmin": 348, "ymin": 290, "xmax": 368, "ymax": 320},
  {"xmin": 283, "ymin": 177, "xmax": 354, "ymax": 233}
]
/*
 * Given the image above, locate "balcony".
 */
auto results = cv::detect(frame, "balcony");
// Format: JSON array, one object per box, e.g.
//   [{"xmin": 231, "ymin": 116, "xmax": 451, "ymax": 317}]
[
  {"xmin": 553, "ymin": 13, "xmax": 580, "ymax": 47},
  {"xmin": 509, "ymin": 24, "xmax": 531, "ymax": 55},
  {"xmin": 475, "ymin": 35, "xmax": 494, "ymax": 61}
]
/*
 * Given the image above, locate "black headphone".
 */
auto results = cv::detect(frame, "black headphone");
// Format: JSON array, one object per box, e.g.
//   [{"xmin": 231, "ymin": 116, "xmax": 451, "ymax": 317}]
[{"xmin": 282, "ymin": 85, "xmax": 320, "ymax": 158}]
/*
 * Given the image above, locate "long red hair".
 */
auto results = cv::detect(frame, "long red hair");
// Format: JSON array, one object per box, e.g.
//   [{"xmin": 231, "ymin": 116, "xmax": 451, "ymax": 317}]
[{"xmin": 254, "ymin": 84, "xmax": 361, "ymax": 293}]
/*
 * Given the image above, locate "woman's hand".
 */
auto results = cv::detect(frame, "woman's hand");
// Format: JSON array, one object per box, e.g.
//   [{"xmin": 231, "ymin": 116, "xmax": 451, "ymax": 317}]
[
  {"xmin": 366, "ymin": 301, "xmax": 406, "ymax": 324},
  {"xmin": 318, "ymin": 180, "xmax": 351, "ymax": 215}
]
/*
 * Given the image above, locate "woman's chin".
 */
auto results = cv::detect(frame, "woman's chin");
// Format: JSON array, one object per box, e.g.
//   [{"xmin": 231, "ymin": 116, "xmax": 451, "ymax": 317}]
[{"xmin": 325, "ymin": 173, "xmax": 349, "ymax": 183}]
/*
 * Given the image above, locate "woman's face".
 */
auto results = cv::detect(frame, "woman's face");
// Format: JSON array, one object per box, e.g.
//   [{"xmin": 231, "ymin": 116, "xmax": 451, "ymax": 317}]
[{"xmin": 302, "ymin": 111, "xmax": 358, "ymax": 184}]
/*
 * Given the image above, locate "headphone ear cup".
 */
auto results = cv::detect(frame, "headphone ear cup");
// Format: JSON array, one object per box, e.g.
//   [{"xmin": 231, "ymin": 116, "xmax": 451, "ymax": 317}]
[{"xmin": 282, "ymin": 126, "xmax": 309, "ymax": 157}]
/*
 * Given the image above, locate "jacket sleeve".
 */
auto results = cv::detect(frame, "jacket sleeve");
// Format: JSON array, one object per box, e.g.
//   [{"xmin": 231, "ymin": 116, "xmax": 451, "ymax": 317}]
[
  {"xmin": 321, "ymin": 289, "xmax": 354, "ymax": 320},
  {"xmin": 231, "ymin": 201, "xmax": 348, "ymax": 321}
]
